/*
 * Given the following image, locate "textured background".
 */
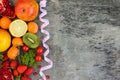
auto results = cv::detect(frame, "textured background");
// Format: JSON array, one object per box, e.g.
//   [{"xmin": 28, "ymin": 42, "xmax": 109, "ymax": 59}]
[
  {"xmin": 12, "ymin": 0, "xmax": 120, "ymax": 80},
  {"xmin": 47, "ymin": 0, "xmax": 120, "ymax": 80}
]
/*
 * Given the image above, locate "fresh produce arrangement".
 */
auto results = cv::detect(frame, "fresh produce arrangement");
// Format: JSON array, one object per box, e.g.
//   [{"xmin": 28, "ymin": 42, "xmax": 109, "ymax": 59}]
[{"xmin": 0, "ymin": 0, "xmax": 49, "ymax": 80}]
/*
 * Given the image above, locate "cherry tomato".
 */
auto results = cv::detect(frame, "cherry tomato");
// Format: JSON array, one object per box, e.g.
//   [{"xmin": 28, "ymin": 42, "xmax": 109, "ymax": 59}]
[
  {"xmin": 22, "ymin": 45, "xmax": 30, "ymax": 52},
  {"xmin": 36, "ymin": 46, "xmax": 44, "ymax": 55},
  {"xmin": 35, "ymin": 55, "xmax": 42, "ymax": 62}
]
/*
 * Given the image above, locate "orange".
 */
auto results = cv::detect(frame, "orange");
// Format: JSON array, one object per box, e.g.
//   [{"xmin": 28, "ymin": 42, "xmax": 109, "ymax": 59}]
[
  {"xmin": 27, "ymin": 22, "xmax": 38, "ymax": 33},
  {"xmin": 7, "ymin": 46, "xmax": 18, "ymax": 59},
  {"xmin": 0, "ymin": 16, "xmax": 11, "ymax": 29},
  {"xmin": 0, "ymin": 29, "xmax": 11, "ymax": 52},
  {"xmin": 12, "ymin": 37, "xmax": 23, "ymax": 47}
]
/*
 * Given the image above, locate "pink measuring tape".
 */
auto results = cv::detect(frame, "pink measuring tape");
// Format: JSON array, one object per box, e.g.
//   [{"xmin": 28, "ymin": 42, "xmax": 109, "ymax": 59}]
[{"xmin": 39, "ymin": 0, "xmax": 53, "ymax": 80}]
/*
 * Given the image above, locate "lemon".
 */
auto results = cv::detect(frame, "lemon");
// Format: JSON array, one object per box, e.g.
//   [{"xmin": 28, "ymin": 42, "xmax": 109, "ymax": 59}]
[{"xmin": 9, "ymin": 19, "xmax": 27, "ymax": 37}]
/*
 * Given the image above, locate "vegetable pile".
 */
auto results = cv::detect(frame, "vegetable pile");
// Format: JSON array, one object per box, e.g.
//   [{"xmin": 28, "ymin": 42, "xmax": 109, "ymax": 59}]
[
  {"xmin": 20, "ymin": 49, "xmax": 37, "ymax": 66},
  {"xmin": 0, "ymin": 0, "xmax": 49, "ymax": 80}
]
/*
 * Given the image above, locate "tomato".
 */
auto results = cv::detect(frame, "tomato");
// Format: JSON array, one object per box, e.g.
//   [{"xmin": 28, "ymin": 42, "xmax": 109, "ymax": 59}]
[
  {"xmin": 35, "ymin": 55, "xmax": 42, "ymax": 62},
  {"xmin": 36, "ymin": 46, "xmax": 44, "ymax": 55},
  {"xmin": 22, "ymin": 45, "xmax": 29, "ymax": 52}
]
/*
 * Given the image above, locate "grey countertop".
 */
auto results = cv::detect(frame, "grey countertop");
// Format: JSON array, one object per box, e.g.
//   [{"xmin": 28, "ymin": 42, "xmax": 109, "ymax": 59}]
[
  {"xmin": 47, "ymin": 0, "xmax": 120, "ymax": 80},
  {"xmin": 12, "ymin": 0, "xmax": 120, "ymax": 80}
]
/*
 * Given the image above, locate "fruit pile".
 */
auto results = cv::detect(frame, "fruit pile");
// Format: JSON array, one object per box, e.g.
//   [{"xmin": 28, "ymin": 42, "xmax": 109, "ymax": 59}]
[{"xmin": 0, "ymin": 0, "xmax": 48, "ymax": 80}]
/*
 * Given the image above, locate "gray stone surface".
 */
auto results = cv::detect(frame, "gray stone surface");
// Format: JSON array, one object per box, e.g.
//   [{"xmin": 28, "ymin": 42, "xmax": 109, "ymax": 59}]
[
  {"xmin": 11, "ymin": 0, "xmax": 120, "ymax": 80},
  {"xmin": 47, "ymin": 0, "xmax": 120, "ymax": 80}
]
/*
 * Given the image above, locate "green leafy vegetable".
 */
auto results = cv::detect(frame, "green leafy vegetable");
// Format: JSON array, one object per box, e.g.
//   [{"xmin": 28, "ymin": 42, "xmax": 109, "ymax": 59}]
[
  {"xmin": 20, "ymin": 49, "xmax": 37, "ymax": 66},
  {"xmin": 15, "ymin": 75, "xmax": 21, "ymax": 80},
  {"xmin": 0, "ymin": 54, "xmax": 3, "ymax": 60}
]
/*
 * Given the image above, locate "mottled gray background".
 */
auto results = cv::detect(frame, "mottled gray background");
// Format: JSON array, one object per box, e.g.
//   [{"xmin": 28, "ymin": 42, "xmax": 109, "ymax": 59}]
[
  {"xmin": 12, "ymin": 0, "xmax": 120, "ymax": 80},
  {"xmin": 47, "ymin": 0, "xmax": 120, "ymax": 80}
]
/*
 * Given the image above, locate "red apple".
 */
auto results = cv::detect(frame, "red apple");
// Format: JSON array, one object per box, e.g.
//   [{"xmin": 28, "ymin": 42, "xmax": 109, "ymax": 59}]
[{"xmin": 15, "ymin": 0, "xmax": 39, "ymax": 21}]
